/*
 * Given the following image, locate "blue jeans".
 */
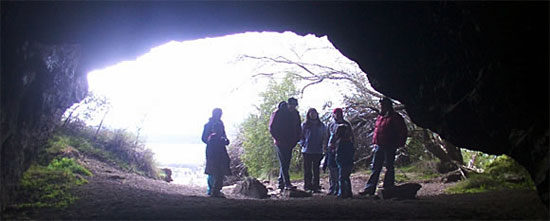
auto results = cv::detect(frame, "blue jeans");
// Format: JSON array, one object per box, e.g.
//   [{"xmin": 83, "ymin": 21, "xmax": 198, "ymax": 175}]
[
  {"xmin": 365, "ymin": 145, "xmax": 397, "ymax": 194},
  {"xmin": 336, "ymin": 141, "xmax": 354, "ymax": 197},
  {"xmin": 207, "ymin": 174, "xmax": 224, "ymax": 196},
  {"xmin": 326, "ymin": 151, "xmax": 339, "ymax": 194},
  {"xmin": 276, "ymin": 145, "xmax": 294, "ymax": 188}
]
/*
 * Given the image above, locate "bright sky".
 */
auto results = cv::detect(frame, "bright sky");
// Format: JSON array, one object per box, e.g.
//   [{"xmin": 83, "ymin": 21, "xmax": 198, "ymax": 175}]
[{"xmin": 85, "ymin": 31, "xmax": 367, "ymax": 166}]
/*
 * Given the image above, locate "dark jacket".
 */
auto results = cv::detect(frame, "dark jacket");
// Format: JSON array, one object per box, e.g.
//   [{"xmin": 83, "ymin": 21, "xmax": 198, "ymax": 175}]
[
  {"xmin": 269, "ymin": 108, "xmax": 301, "ymax": 148},
  {"xmin": 202, "ymin": 119, "xmax": 231, "ymax": 176},
  {"xmin": 372, "ymin": 111, "xmax": 408, "ymax": 148},
  {"xmin": 328, "ymin": 119, "xmax": 354, "ymax": 150},
  {"xmin": 202, "ymin": 118, "xmax": 226, "ymax": 144}
]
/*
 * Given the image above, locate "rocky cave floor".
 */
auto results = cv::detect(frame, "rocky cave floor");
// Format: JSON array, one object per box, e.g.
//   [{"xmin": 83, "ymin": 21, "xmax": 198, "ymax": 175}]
[{"xmin": 3, "ymin": 157, "xmax": 549, "ymax": 220}]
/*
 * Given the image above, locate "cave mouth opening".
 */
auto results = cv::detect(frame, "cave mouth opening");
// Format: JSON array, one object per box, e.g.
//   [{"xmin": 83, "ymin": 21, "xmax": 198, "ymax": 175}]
[{"xmin": 68, "ymin": 31, "xmax": 377, "ymax": 185}]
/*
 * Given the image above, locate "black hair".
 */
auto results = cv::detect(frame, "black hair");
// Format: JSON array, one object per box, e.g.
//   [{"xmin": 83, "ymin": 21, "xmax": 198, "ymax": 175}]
[
  {"xmin": 288, "ymin": 97, "xmax": 298, "ymax": 105},
  {"xmin": 278, "ymin": 101, "xmax": 288, "ymax": 110},
  {"xmin": 304, "ymin": 108, "xmax": 322, "ymax": 126}
]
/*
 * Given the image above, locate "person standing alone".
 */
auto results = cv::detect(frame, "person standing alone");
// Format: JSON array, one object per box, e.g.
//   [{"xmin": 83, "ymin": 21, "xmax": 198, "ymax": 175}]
[
  {"xmin": 202, "ymin": 108, "xmax": 231, "ymax": 198},
  {"xmin": 269, "ymin": 98, "xmax": 302, "ymax": 190},
  {"xmin": 359, "ymin": 97, "xmax": 408, "ymax": 196}
]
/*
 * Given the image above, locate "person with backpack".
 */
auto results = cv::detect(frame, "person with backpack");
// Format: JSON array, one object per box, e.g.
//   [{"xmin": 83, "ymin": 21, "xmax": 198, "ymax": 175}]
[
  {"xmin": 299, "ymin": 108, "xmax": 327, "ymax": 193},
  {"xmin": 359, "ymin": 97, "xmax": 408, "ymax": 196},
  {"xmin": 328, "ymin": 108, "xmax": 355, "ymax": 198},
  {"xmin": 269, "ymin": 98, "xmax": 302, "ymax": 190},
  {"xmin": 201, "ymin": 108, "xmax": 231, "ymax": 198}
]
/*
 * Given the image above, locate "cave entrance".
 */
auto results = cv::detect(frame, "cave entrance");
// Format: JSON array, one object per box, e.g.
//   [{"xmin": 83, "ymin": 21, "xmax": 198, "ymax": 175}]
[{"xmin": 65, "ymin": 31, "xmax": 379, "ymax": 185}]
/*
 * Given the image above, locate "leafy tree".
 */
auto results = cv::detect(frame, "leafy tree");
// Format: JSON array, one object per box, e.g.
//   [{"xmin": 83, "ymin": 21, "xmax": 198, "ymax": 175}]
[
  {"xmin": 240, "ymin": 73, "xmax": 300, "ymax": 179},
  {"xmin": 241, "ymin": 47, "xmax": 464, "ymax": 173}
]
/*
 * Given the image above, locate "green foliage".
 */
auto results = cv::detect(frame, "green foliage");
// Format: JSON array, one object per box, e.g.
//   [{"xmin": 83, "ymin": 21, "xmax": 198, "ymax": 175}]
[
  {"xmin": 446, "ymin": 155, "xmax": 535, "ymax": 194},
  {"xmin": 241, "ymin": 73, "xmax": 300, "ymax": 178},
  {"xmin": 398, "ymin": 160, "xmax": 440, "ymax": 179},
  {"xmin": 461, "ymin": 149, "xmax": 498, "ymax": 170},
  {"xmin": 16, "ymin": 158, "xmax": 90, "ymax": 209},
  {"xmin": 48, "ymin": 157, "xmax": 93, "ymax": 177},
  {"xmin": 56, "ymin": 124, "xmax": 159, "ymax": 179}
]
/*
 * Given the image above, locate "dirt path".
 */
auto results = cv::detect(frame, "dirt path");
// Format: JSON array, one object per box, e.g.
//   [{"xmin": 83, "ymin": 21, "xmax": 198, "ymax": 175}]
[{"xmin": 6, "ymin": 157, "xmax": 549, "ymax": 220}]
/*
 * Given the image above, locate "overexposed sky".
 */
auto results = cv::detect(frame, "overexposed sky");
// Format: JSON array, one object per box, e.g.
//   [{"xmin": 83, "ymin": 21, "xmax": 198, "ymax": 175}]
[{"xmin": 85, "ymin": 31, "xmax": 369, "ymax": 165}]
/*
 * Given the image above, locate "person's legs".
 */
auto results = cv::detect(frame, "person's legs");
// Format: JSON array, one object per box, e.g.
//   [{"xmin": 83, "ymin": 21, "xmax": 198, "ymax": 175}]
[
  {"xmin": 329, "ymin": 167, "xmax": 339, "ymax": 195},
  {"xmin": 303, "ymin": 153, "xmax": 313, "ymax": 190},
  {"xmin": 283, "ymin": 147, "xmax": 293, "ymax": 188},
  {"xmin": 327, "ymin": 151, "xmax": 339, "ymax": 195},
  {"xmin": 213, "ymin": 174, "xmax": 225, "ymax": 196},
  {"xmin": 337, "ymin": 143, "xmax": 354, "ymax": 198},
  {"xmin": 339, "ymin": 165, "xmax": 353, "ymax": 198},
  {"xmin": 383, "ymin": 147, "xmax": 397, "ymax": 188},
  {"xmin": 363, "ymin": 145, "xmax": 385, "ymax": 194},
  {"xmin": 312, "ymin": 153, "xmax": 323, "ymax": 191},
  {"xmin": 275, "ymin": 145, "xmax": 286, "ymax": 189},
  {"xmin": 207, "ymin": 174, "xmax": 214, "ymax": 195},
  {"xmin": 278, "ymin": 145, "xmax": 294, "ymax": 188}
]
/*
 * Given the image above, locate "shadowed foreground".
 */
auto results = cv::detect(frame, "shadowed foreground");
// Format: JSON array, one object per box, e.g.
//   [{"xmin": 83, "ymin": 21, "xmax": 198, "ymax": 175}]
[{"xmin": 4, "ymin": 158, "xmax": 549, "ymax": 220}]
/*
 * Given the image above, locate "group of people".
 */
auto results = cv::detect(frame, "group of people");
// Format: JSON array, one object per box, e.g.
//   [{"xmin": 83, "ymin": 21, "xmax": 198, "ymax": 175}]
[{"xmin": 201, "ymin": 96, "xmax": 407, "ymax": 199}]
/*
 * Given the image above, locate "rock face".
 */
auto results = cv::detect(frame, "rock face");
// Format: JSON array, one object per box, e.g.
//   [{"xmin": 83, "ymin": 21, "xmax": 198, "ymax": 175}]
[
  {"xmin": 1, "ymin": 1, "xmax": 547, "ymax": 208},
  {"xmin": 328, "ymin": 3, "xmax": 549, "ymax": 204},
  {"xmin": 233, "ymin": 177, "xmax": 269, "ymax": 199},
  {"xmin": 0, "ymin": 42, "xmax": 88, "ymax": 209}
]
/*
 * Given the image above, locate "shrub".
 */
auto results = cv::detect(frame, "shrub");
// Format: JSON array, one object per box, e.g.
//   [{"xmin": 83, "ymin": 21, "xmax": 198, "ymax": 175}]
[
  {"xmin": 446, "ymin": 155, "xmax": 535, "ymax": 194},
  {"xmin": 55, "ymin": 123, "xmax": 159, "ymax": 179}
]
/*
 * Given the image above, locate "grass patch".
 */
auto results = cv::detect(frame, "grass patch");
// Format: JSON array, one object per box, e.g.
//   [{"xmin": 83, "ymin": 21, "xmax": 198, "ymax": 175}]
[
  {"xmin": 15, "ymin": 157, "xmax": 91, "ymax": 209},
  {"xmin": 446, "ymin": 155, "xmax": 535, "ymax": 194},
  {"xmin": 395, "ymin": 160, "xmax": 440, "ymax": 181},
  {"xmin": 289, "ymin": 171, "xmax": 304, "ymax": 181}
]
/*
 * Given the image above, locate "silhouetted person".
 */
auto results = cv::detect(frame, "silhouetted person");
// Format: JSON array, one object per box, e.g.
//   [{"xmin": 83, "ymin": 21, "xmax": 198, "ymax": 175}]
[
  {"xmin": 359, "ymin": 97, "xmax": 407, "ymax": 196},
  {"xmin": 202, "ymin": 108, "xmax": 231, "ymax": 198},
  {"xmin": 328, "ymin": 108, "xmax": 355, "ymax": 198},
  {"xmin": 299, "ymin": 108, "xmax": 327, "ymax": 193},
  {"xmin": 269, "ymin": 98, "xmax": 301, "ymax": 190}
]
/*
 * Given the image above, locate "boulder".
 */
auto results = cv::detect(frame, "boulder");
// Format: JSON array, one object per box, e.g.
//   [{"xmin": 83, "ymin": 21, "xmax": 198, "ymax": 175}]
[
  {"xmin": 160, "ymin": 168, "xmax": 173, "ymax": 183},
  {"xmin": 232, "ymin": 177, "xmax": 268, "ymax": 199},
  {"xmin": 379, "ymin": 183, "xmax": 422, "ymax": 200}
]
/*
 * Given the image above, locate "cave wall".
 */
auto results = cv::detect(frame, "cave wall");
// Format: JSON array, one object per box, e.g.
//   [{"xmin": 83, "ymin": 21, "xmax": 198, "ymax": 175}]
[
  {"xmin": 1, "ymin": 1, "xmax": 548, "ymax": 209},
  {"xmin": 0, "ymin": 42, "xmax": 88, "ymax": 209},
  {"xmin": 326, "ymin": 2, "xmax": 549, "ymax": 204}
]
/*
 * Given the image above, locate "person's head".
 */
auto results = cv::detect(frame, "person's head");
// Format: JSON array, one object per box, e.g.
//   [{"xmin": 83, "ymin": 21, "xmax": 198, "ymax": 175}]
[
  {"xmin": 332, "ymin": 108, "xmax": 344, "ymax": 121},
  {"xmin": 379, "ymin": 97, "xmax": 393, "ymax": 115},
  {"xmin": 212, "ymin": 108, "xmax": 223, "ymax": 120},
  {"xmin": 305, "ymin": 108, "xmax": 321, "ymax": 125},
  {"xmin": 287, "ymin": 97, "xmax": 298, "ymax": 111},
  {"xmin": 307, "ymin": 108, "xmax": 319, "ymax": 120},
  {"xmin": 277, "ymin": 101, "xmax": 288, "ymax": 110}
]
